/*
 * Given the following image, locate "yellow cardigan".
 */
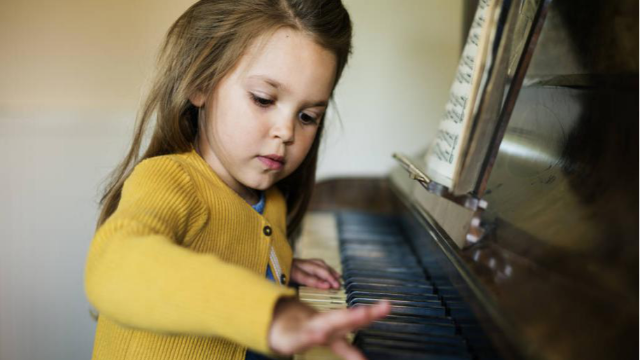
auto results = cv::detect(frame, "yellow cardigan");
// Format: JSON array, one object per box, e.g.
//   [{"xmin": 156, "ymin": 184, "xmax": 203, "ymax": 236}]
[{"xmin": 84, "ymin": 149, "xmax": 296, "ymax": 360}]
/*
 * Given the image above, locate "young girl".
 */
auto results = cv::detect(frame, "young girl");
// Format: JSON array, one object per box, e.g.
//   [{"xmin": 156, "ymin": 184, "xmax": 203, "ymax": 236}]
[{"xmin": 84, "ymin": 1, "xmax": 390, "ymax": 360}]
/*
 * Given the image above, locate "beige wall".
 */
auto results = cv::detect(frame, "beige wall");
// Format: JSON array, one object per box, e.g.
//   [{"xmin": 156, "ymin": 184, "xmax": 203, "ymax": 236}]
[
  {"xmin": 0, "ymin": 0, "xmax": 195, "ymax": 113},
  {"xmin": 0, "ymin": 1, "xmax": 461, "ymax": 359},
  {"xmin": 320, "ymin": 0, "xmax": 462, "ymax": 178}
]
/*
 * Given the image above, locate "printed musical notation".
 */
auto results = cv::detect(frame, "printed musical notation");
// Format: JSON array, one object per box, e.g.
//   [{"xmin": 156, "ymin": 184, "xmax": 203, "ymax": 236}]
[
  {"xmin": 433, "ymin": 143, "xmax": 454, "ymax": 165},
  {"xmin": 450, "ymin": 93, "xmax": 469, "ymax": 109},
  {"xmin": 444, "ymin": 103, "xmax": 464, "ymax": 124},
  {"xmin": 455, "ymin": 70, "xmax": 473, "ymax": 85},
  {"xmin": 437, "ymin": 129, "xmax": 459, "ymax": 148},
  {"xmin": 433, "ymin": 130, "xmax": 459, "ymax": 164},
  {"xmin": 461, "ymin": 54, "xmax": 475, "ymax": 71},
  {"xmin": 425, "ymin": 0, "xmax": 494, "ymax": 188},
  {"xmin": 468, "ymin": 31, "xmax": 481, "ymax": 46}
]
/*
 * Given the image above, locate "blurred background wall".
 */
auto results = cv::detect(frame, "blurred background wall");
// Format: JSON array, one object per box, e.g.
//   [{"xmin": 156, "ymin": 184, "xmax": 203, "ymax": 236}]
[{"xmin": 0, "ymin": 1, "xmax": 462, "ymax": 359}]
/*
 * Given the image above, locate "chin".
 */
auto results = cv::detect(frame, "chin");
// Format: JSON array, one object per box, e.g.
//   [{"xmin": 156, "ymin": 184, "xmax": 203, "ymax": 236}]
[
  {"xmin": 251, "ymin": 183, "xmax": 272, "ymax": 191},
  {"xmin": 242, "ymin": 170, "xmax": 286, "ymax": 191},
  {"xmin": 245, "ymin": 177, "xmax": 275, "ymax": 191}
]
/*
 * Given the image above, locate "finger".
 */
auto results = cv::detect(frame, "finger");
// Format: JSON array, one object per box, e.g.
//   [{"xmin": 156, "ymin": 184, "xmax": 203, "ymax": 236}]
[
  {"xmin": 295, "ymin": 269, "xmax": 335, "ymax": 289},
  {"xmin": 308, "ymin": 259, "xmax": 342, "ymax": 281},
  {"xmin": 329, "ymin": 338, "xmax": 367, "ymax": 360},
  {"xmin": 314, "ymin": 301, "xmax": 391, "ymax": 335},
  {"xmin": 294, "ymin": 269, "xmax": 332, "ymax": 289},
  {"xmin": 297, "ymin": 261, "xmax": 341, "ymax": 288},
  {"xmin": 331, "ymin": 268, "xmax": 343, "ymax": 282},
  {"xmin": 308, "ymin": 258, "xmax": 327, "ymax": 266},
  {"xmin": 295, "ymin": 271, "xmax": 330, "ymax": 289},
  {"xmin": 299, "ymin": 302, "xmax": 391, "ymax": 353}
]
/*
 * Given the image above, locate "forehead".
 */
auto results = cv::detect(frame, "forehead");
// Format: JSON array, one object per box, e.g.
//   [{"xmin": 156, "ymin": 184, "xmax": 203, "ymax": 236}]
[{"xmin": 234, "ymin": 27, "xmax": 337, "ymax": 99}]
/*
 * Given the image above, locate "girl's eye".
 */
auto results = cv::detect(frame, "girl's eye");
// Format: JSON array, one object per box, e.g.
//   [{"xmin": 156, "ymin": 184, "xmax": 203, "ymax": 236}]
[
  {"xmin": 250, "ymin": 93, "xmax": 274, "ymax": 107},
  {"xmin": 299, "ymin": 112, "xmax": 319, "ymax": 125}
]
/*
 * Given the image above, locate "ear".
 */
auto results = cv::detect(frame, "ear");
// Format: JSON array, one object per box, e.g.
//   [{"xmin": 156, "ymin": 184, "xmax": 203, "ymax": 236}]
[{"xmin": 188, "ymin": 91, "xmax": 206, "ymax": 107}]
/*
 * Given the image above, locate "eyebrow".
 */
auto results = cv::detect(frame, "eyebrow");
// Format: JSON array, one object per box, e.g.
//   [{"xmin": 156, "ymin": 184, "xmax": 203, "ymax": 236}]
[{"xmin": 248, "ymin": 75, "xmax": 329, "ymax": 108}]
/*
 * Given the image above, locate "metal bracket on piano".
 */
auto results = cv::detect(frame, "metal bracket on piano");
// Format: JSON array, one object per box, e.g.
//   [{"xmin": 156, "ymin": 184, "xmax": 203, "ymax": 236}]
[{"xmin": 392, "ymin": 153, "xmax": 488, "ymax": 244}]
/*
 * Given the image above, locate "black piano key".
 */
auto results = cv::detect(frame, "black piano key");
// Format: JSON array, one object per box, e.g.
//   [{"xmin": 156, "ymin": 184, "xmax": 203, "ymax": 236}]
[
  {"xmin": 343, "ymin": 270, "xmax": 426, "ymax": 281},
  {"xmin": 343, "ymin": 255, "xmax": 417, "ymax": 262},
  {"xmin": 441, "ymin": 294, "xmax": 464, "ymax": 303},
  {"xmin": 344, "ymin": 266, "xmax": 425, "ymax": 274},
  {"xmin": 344, "ymin": 277, "xmax": 432, "ymax": 287},
  {"xmin": 361, "ymin": 346, "xmax": 472, "ymax": 360},
  {"xmin": 338, "ymin": 214, "xmax": 399, "ymax": 222},
  {"xmin": 343, "ymin": 269, "xmax": 433, "ymax": 287},
  {"xmin": 345, "ymin": 282, "xmax": 434, "ymax": 292},
  {"xmin": 340, "ymin": 221, "xmax": 400, "ymax": 228},
  {"xmin": 341, "ymin": 243, "xmax": 408, "ymax": 249},
  {"xmin": 350, "ymin": 298, "xmax": 444, "ymax": 312},
  {"xmin": 377, "ymin": 303, "xmax": 446, "ymax": 317},
  {"xmin": 348, "ymin": 297, "xmax": 443, "ymax": 308},
  {"xmin": 341, "ymin": 251, "xmax": 409, "ymax": 259},
  {"xmin": 343, "ymin": 260, "xmax": 421, "ymax": 269},
  {"xmin": 380, "ymin": 314, "xmax": 455, "ymax": 326},
  {"xmin": 341, "ymin": 245, "xmax": 410, "ymax": 251},
  {"xmin": 437, "ymin": 286, "xmax": 461, "ymax": 297},
  {"xmin": 429, "ymin": 275, "xmax": 452, "ymax": 284},
  {"xmin": 340, "ymin": 227, "xmax": 402, "ymax": 234},
  {"xmin": 347, "ymin": 291, "xmax": 440, "ymax": 303},
  {"xmin": 342, "ymin": 246, "xmax": 402, "ymax": 253},
  {"xmin": 389, "ymin": 304, "xmax": 445, "ymax": 318},
  {"xmin": 340, "ymin": 232, "xmax": 404, "ymax": 239},
  {"xmin": 340, "ymin": 236, "xmax": 404, "ymax": 244},
  {"xmin": 347, "ymin": 295, "xmax": 442, "ymax": 308},
  {"xmin": 356, "ymin": 329, "xmax": 467, "ymax": 348},
  {"xmin": 346, "ymin": 283, "xmax": 435, "ymax": 295},
  {"xmin": 340, "ymin": 227, "xmax": 403, "ymax": 235},
  {"xmin": 341, "ymin": 250, "xmax": 414, "ymax": 258},
  {"xmin": 343, "ymin": 258, "xmax": 416, "ymax": 265},
  {"xmin": 342, "ymin": 252, "xmax": 417, "ymax": 260},
  {"xmin": 341, "ymin": 252, "xmax": 395, "ymax": 259},
  {"xmin": 367, "ymin": 319, "xmax": 457, "ymax": 336},
  {"xmin": 356, "ymin": 337, "xmax": 473, "ymax": 358},
  {"xmin": 340, "ymin": 243, "xmax": 408, "ymax": 250},
  {"xmin": 338, "ymin": 214, "xmax": 400, "ymax": 226},
  {"xmin": 342, "ymin": 251, "xmax": 414, "ymax": 258}
]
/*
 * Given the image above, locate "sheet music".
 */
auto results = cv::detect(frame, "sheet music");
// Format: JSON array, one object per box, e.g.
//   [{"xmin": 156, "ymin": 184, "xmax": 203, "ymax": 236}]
[{"xmin": 424, "ymin": 0, "xmax": 497, "ymax": 189}]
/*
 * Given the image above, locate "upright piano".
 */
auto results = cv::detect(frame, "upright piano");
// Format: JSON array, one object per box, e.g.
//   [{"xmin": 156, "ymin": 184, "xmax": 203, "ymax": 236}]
[{"xmin": 294, "ymin": 0, "xmax": 638, "ymax": 359}]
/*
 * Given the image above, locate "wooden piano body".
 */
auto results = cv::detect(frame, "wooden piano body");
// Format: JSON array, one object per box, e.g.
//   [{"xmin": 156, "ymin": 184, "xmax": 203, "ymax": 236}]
[{"xmin": 294, "ymin": 0, "xmax": 638, "ymax": 359}]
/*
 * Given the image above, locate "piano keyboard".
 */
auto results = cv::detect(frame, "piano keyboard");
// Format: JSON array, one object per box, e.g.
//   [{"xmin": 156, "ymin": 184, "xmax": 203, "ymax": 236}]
[
  {"xmin": 294, "ymin": 213, "xmax": 349, "ymax": 360},
  {"xmin": 295, "ymin": 212, "xmax": 500, "ymax": 360}
]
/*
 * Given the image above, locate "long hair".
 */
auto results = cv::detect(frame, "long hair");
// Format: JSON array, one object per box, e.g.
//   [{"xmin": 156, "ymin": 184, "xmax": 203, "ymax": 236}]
[{"xmin": 97, "ymin": 0, "xmax": 353, "ymax": 238}]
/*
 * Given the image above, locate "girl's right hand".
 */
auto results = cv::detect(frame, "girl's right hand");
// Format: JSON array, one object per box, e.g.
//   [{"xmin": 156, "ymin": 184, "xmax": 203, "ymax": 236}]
[{"xmin": 268, "ymin": 297, "xmax": 391, "ymax": 360}]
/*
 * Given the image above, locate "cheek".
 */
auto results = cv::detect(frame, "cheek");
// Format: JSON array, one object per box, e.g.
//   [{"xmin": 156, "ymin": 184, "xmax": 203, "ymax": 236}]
[
  {"xmin": 214, "ymin": 103, "xmax": 262, "ymax": 143},
  {"xmin": 301, "ymin": 128, "xmax": 318, "ymax": 152},
  {"xmin": 291, "ymin": 128, "xmax": 318, "ymax": 165}
]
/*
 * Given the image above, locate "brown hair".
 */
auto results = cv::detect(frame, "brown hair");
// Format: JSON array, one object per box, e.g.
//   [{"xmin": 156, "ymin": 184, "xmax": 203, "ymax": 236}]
[{"xmin": 97, "ymin": 0, "xmax": 353, "ymax": 238}]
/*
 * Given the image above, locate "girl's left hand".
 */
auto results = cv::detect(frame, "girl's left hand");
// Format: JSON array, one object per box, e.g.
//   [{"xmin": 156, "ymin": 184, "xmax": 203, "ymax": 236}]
[{"xmin": 290, "ymin": 258, "xmax": 341, "ymax": 289}]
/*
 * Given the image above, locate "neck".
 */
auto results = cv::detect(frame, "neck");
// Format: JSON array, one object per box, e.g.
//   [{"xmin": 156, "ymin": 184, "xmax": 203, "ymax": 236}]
[{"xmin": 193, "ymin": 140, "xmax": 259, "ymax": 205}]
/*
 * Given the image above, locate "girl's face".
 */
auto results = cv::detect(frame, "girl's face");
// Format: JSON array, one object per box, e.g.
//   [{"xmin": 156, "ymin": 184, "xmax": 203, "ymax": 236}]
[{"xmin": 192, "ymin": 28, "xmax": 337, "ymax": 203}]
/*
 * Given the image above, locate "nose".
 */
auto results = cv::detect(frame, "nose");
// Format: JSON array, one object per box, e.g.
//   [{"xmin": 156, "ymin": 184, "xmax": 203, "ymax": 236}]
[{"xmin": 271, "ymin": 113, "xmax": 295, "ymax": 144}]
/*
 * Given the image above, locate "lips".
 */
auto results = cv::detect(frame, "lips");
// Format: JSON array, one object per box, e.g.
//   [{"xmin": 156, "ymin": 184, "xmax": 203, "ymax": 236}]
[{"xmin": 258, "ymin": 154, "xmax": 285, "ymax": 170}]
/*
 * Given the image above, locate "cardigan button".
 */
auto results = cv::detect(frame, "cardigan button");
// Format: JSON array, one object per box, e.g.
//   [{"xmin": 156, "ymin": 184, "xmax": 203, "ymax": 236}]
[
  {"xmin": 263, "ymin": 226, "xmax": 272, "ymax": 236},
  {"xmin": 280, "ymin": 273, "xmax": 287, "ymax": 284}
]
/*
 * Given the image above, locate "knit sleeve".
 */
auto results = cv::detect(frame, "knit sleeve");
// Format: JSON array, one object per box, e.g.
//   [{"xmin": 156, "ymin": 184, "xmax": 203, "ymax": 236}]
[{"xmin": 84, "ymin": 157, "xmax": 295, "ymax": 355}]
